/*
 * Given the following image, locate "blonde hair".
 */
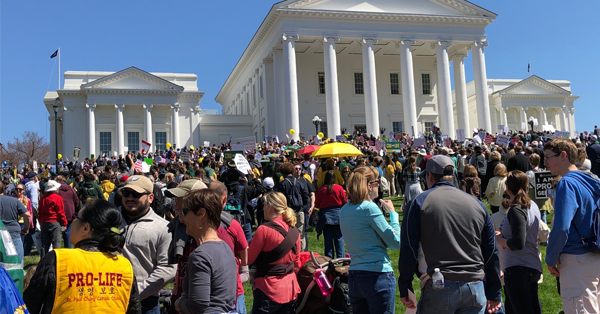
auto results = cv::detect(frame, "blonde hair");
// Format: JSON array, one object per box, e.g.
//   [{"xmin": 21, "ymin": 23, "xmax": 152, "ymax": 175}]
[
  {"xmin": 529, "ymin": 153, "xmax": 540, "ymax": 167},
  {"xmin": 347, "ymin": 166, "xmax": 378, "ymax": 205},
  {"xmin": 490, "ymin": 151, "xmax": 501, "ymax": 162},
  {"xmin": 264, "ymin": 192, "xmax": 297, "ymax": 227},
  {"xmin": 494, "ymin": 163, "xmax": 508, "ymax": 177},
  {"xmin": 165, "ymin": 173, "xmax": 175, "ymax": 183}
]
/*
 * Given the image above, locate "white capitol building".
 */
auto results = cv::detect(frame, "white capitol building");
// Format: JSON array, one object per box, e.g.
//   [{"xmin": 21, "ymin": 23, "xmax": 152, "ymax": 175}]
[{"xmin": 45, "ymin": 0, "xmax": 578, "ymax": 160}]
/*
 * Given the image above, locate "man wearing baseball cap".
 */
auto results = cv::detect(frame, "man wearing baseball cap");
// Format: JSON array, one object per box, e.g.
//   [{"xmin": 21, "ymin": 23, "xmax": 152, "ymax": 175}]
[
  {"xmin": 399, "ymin": 155, "xmax": 502, "ymax": 314},
  {"xmin": 120, "ymin": 175, "xmax": 176, "ymax": 314}
]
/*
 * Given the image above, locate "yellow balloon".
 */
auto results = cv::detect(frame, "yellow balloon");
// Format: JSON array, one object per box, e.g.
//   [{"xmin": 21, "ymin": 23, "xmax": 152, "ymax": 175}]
[
  {"xmin": 318, "ymin": 132, "xmax": 324, "ymax": 139},
  {"xmin": 57, "ymin": 154, "xmax": 62, "ymax": 159},
  {"xmin": 166, "ymin": 143, "xmax": 172, "ymax": 149},
  {"xmin": 190, "ymin": 145, "xmax": 195, "ymax": 150},
  {"xmin": 289, "ymin": 129, "xmax": 296, "ymax": 135}
]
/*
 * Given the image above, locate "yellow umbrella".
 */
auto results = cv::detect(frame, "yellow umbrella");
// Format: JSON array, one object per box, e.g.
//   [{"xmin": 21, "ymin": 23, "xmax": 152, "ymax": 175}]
[{"xmin": 311, "ymin": 142, "xmax": 363, "ymax": 158}]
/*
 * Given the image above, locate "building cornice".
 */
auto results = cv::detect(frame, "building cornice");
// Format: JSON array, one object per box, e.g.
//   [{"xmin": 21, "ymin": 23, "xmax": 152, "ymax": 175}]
[
  {"xmin": 81, "ymin": 66, "xmax": 184, "ymax": 92},
  {"xmin": 82, "ymin": 89, "xmax": 183, "ymax": 95},
  {"xmin": 492, "ymin": 93, "xmax": 578, "ymax": 100},
  {"xmin": 492, "ymin": 75, "xmax": 571, "ymax": 96}
]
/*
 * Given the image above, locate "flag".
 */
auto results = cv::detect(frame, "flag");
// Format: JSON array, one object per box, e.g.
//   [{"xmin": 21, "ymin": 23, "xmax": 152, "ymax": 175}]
[
  {"xmin": 141, "ymin": 140, "xmax": 151, "ymax": 155},
  {"xmin": 528, "ymin": 62, "xmax": 531, "ymax": 74},
  {"xmin": 50, "ymin": 49, "xmax": 58, "ymax": 59}
]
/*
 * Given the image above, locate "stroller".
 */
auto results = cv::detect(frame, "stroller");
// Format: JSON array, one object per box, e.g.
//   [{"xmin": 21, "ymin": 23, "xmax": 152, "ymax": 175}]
[{"xmin": 295, "ymin": 252, "xmax": 352, "ymax": 314}]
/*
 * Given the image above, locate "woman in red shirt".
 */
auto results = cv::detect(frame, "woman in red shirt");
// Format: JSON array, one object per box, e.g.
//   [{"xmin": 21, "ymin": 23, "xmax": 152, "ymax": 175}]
[
  {"xmin": 38, "ymin": 180, "xmax": 67, "ymax": 259},
  {"xmin": 314, "ymin": 170, "xmax": 347, "ymax": 258},
  {"xmin": 248, "ymin": 192, "xmax": 301, "ymax": 314}
]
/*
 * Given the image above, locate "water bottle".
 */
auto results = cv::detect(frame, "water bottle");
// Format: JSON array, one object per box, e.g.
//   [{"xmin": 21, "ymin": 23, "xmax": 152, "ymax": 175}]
[
  {"xmin": 432, "ymin": 268, "xmax": 444, "ymax": 290},
  {"xmin": 314, "ymin": 267, "xmax": 334, "ymax": 295}
]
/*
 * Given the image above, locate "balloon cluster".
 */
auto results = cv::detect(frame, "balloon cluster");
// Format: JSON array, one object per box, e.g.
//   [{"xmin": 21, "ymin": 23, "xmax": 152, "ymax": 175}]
[{"xmin": 166, "ymin": 143, "xmax": 172, "ymax": 149}]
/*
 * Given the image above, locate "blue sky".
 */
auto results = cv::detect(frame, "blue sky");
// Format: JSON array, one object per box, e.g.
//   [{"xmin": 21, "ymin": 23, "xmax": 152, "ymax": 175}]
[{"xmin": 1, "ymin": 0, "xmax": 599, "ymax": 144}]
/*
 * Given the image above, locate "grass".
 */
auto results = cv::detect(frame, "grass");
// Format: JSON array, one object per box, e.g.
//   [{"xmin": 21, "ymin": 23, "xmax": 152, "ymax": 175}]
[{"xmin": 23, "ymin": 196, "xmax": 564, "ymax": 313}]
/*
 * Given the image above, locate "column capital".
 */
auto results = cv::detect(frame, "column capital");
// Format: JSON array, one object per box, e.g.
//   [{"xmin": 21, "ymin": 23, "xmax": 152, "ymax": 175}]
[
  {"xmin": 86, "ymin": 103, "xmax": 96, "ymax": 110},
  {"xmin": 541, "ymin": 106, "xmax": 548, "ymax": 111},
  {"xmin": 143, "ymin": 104, "xmax": 154, "ymax": 110},
  {"xmin": 171, "ymin": 102, "xmax": 180, "ymax": 110},
  {"xmin": 361, "ymin": 38, "xmax": 378, "ymax": 45},
  {"xmin": 451, "ymin": 52, "xmax": 468, "ymax": 60},
  {"xmin": 397, "ymin": 39, "xmax": 416, "ymax": 47},
  {"xmin": 282, "ymin": 34, "xmax": 299, "ymax": 42},
  {"xmin": 431, "ymin": 41, "xmax": 452, "ymax": 50},
  {"xmin": 323, "ymin": 36, "xmax": 340, "ymax": 44},
  {"xmin": 114, "ymin": 104, "xmax": 125, "ymax": 110},
  {"xmin": 191, "ymin": 106, "xmax": 201, "ymax": 113},
  {"xmin": 468, "ymin": 41, "xmax": 488, "ymax": 50}
]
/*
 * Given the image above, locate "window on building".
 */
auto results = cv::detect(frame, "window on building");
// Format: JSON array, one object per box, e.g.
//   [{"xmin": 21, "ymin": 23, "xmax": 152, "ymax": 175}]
[
  {"xmin": 393, "ymin": 121, "xmax": 403, "ymax": 133},
  {"xmin": 390, "ymin": 73, "xmax": 400, "ymax": 95},
  {"xmin": 422, "ymin": 73, "xmax": 431, "ymax": 95},
  {"xmin": 127, "ymin": 132, "xmax": 140, "ymax": 154},
  {"xmin": 354, "ymin": 72, "xmax": 364, "ymax": 95},
  {"xmin": 320, "ymin": 121, "xmax": 328, "ymax": 138},
  {"xmin": 155, "ymin": 132, "xmax": 167, "ymax": 152},
  {"xmin": 354, "ymin": 124, "xmax": 367, "ymax": 135},
  {"xmin": 259, "ymin": 75, "xmax": 264, "ymax": 99},
  {"xmin": 318, "ymin": 72, "xmax": 326, "ymax": 94},
  {"xmin": 424, "ymin": 122, "xmax": 434, "ymax": 133},
  {"xmin": 99, "ymin": 132, "xmax": 111, "ymax": 156}
]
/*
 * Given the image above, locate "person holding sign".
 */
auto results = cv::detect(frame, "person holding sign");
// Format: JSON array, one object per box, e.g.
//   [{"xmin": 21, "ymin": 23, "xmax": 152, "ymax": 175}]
[{"xmin": 24, "ymin": 200, "xmax": 141, "ymax": 314}]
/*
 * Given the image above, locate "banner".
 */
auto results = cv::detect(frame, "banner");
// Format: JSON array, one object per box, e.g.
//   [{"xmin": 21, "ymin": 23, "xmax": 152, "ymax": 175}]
[
  {"xmin": 496, "ymin": 134, "xmax": 511, "ymax": 147},
  {"xmin": 232, "ymin": 144, "xmax": 244, "ymax": 151},
  {"xmin": 224, "ymin": 150, "xmax": 243, "ymax": 161},
  {"xmin": 456, "ymin": 129, "xmax": 465, "ymax": 142},
  {"xmin": 335, "ymin": 135, "xmax": 346, "ymax": 142},
  {"xmin": 73, "ymin": 147, "xmax": 80, "ymax": 161},
  {"xmin": 141, "ymin": 140, "xmax": 151, "ymax": 155},
  {"xmin": 413, "ymin": 138, "xmax": 426, "ymax": 147},
  {"xmin": 234, "ymin": 154, "xmax": 252, "ymax": 174},
  {"xmin": 234, "ymin": 136, "xmax": 257, "ymax": 152},
  {"xmin": 385, "ymin": 142, "xmax": 401, "ymax": 152},
  {"xmin": 534, "ymin": 171, "xmax": 557, "ymax": 200},
  {"xmin": 180, "ymin": 151, "xmax": 190, "ymax": 162}
]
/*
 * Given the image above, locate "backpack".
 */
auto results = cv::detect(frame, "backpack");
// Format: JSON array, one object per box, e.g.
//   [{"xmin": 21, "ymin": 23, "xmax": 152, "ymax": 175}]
[
  {"xmin": 329, "ymin": 276, "xmax": 352, "ymax": 314},
  {"xmin": 79, "ymin": 183, "xmax": 99, "ymax": 204},
  {"xmin": 284, "ymin": 177, "xmax": 304, "ymax": 211},
  {"xmin": 225, "ymin": 185, "xmax": 245, "ymax": 214},
  {"xmin": 380, "ymin": 176, "xmax": 390, "ymax": 193},
  {"xmin": 475, "ymin": 154, "xmax": 486, "ymax": 174}
]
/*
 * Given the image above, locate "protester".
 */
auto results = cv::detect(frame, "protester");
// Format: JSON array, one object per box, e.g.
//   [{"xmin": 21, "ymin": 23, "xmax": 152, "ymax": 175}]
[
  {"xmin": 13, "ymin": 183, "xmax": 35, "ymax": 256},
  {"xmin": 37, "ymin": 180, "xmax": 66, "ymax": 258},
  {"xmin": 485, "ymin": 163, "xmax": 508, "ymax": 213},
  {"xmin": 402, "ymin": 155, "xmax": 422, "ymax": 208},
  {"xmin": 314, "ymin": 170, "xmax": 347, "ymax": 258},
  {"xmin": 384, "ymin": 155, "xmax": 397, "ymax": 197},
  {"xmin": 495, "ymin": 170, "xmax": 542, "ymax": 314},
  {"xmin": 276, "ymin": 162, "xmax": 310, "ymax": 251},
  {"xmin": 248, "ymin": 192, "xmax": 301, "ymax": 314},
  {"xmin": 0, "ymin": 182, "xmax": 30, "ymax": 265},
  {"xmin": 174, "ymin": 189, "xmax": 237, "ymax": 314},
  {"xmin": 544, "ymin": 138, "xmax": 600, "ymax": 314},
  {"xmin": 462, "ymin": 164, "xmax": 482, "ymax": 200},
  {"xmin": 507, "ymin": 146, "xmax": 531, "ymax": 173},
  {"xmin": 78, "ymin": 172, "xmax": 105, "ymax": 205},
  {"xmin": 55, "ymin": 175, "xmax": 79, "ymax": 249},
  {"xmin": 340, "ymin": 166, "xmax": 400, "ymax": 314},
  {"xmin": 399, "ymin": 155, "xmax": 502, "ymax": 314},
  {"xmin": 24, "ymin": 200, "xmax": 141, "ymax": 314}
]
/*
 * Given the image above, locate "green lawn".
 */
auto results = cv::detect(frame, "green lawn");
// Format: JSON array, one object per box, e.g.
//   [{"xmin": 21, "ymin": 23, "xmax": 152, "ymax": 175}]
[{"xmin": 24, "ymin": 196, "xmax": 564, "ymax": 313}]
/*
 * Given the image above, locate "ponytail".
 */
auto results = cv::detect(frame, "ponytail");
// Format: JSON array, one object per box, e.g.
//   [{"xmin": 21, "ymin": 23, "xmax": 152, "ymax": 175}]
[
  {"xmin": 264, "ymin": 192, "xmax": 297, "ymax": 227},
  {"xmin": 281, "ymin": 207, "xmax": 297, "ymax": 227}
]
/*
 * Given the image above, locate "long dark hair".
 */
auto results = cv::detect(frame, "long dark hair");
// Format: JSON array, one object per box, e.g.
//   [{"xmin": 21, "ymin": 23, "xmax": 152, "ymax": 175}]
[
  {"xmin": 79, "ymin": 200, "xmax": 125, "ymax": 253},
  {"xmin": 502, "ymin": 170, "xmax": 531, "ymax": 209},
  {"xmin": 324, "ymin": 170, "xmax": 335, "ymax": 193}
]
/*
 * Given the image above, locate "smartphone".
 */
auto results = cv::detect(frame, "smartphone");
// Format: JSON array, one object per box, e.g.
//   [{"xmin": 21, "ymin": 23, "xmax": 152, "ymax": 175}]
[{"xmin": 379, "ymin": 200, "xmax": 390, "ymax": 213}]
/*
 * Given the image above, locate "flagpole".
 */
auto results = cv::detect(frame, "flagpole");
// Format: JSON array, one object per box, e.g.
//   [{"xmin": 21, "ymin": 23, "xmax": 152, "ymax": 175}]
[{"xmin": 58, "ymin": 47, "xmax": 61, "ymax": 89}]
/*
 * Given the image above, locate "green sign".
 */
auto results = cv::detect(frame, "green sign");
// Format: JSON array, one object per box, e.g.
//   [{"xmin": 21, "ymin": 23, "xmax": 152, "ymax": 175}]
[
  {"xmin": 224, "ymin": 150, "xmax": 243, "ymax": 161},
  {"xmin": 385, "ymin": 142, "xmax": 401, "ymax": 152}
]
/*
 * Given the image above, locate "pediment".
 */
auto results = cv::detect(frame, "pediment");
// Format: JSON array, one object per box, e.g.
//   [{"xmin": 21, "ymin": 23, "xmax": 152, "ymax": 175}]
[
  {"xmin": 495, "ymin": 76, "xmax": 571, "ymax": 96},
  {"xmin": 81, "ymin": 66, "xmax": 184, "ymax": 92},
  {"xmin": 277, "ymin": 0, "xmax": 496, "ymax": 17}
]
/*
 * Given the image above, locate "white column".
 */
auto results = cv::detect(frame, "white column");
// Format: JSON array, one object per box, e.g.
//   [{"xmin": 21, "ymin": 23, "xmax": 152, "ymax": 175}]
[
  {"xmin": 86, "ymin": 104, "xmax": 96, "ymax": 158},
  {"xmin": 521, "ymin": 107, "xmax": 528, "ymax": 131},
  {"xmin": 502, "ymin": 108, "xmax": 508, "ymax": 129},
  {"xmin": 434, "ymin": 41, "xmax": 455, "ymax": 138},
  {"xmin": 273, "ymin": 49, "xmax": 285, "ymax": 138},
  {"xmin": 143, "ymin": 104, "xmax": 153, "ymax": 143},
  {"xmin": 471, "ymin": 41, "xmax": 492, "ymax": 131},
  {"xmin": 452, "ymin": 52, "xmax": 470, "ymax": 136},
  {"xmin": 539, "ymin": 107, "xmax": 548, "ymax": 130},
  {"xmin": 172, "ymin": 103, "xmax": 181, "ymax": 148},
  {"xmin": 282, "ymin": 34, "xmax": 300, "ymax": 140},
  {"xmin": 560, "ymin": 106, "xmax": 568, "ymax": 132},
  {"xmin": 49, "ymin": 116, "xmax": 56, "ymax": 161},
  {"xmin": 190, "ymin": 106, "xmax": 199, "ymax": 146},
  {"xmin": 399, "ymin": 40, "xmax": 418, "ymax": 136},
  {"xmin": 362, "ymin": 38, "xmax": 380, "ymax": 136},
  {"xmin": 115, "ymin": 104, "xmax": 125, "ymax": 156},
  {"xmin": 323, "ymin": 36, "xmax": 341, "ymax": 137},
  {"xmin": 568, "ymin": 108, "xmax": 576, "ymax": 134}
]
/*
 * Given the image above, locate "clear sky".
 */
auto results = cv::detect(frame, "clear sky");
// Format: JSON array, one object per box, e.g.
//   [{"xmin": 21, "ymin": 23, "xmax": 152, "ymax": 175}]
[{"xmin": 1, "ymin": 0, "xmax": 598, "ymax": 144}]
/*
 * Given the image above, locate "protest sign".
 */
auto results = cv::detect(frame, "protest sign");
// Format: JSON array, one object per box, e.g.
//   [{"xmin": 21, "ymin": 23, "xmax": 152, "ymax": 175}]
[
  {"xmin": 478, "ymin": 131, "xmax": 487, "ymax": 141},
  {"xmin": 141, "ymin": 140, "xmax": 151, "ymax": 155},
  {"xmin": 521, "ymin": 122, "xmax": 527, "ymax": 130},
  {"xmin": 395, "ymin": 133, "xmax": 401, "ymax": 140},
  {"xmin": 73, "ymin": 147, "xmax": 80, "ymax": 161},
  {"xmin": 180, "ymin": 151, "xmax": 190, "ymax": 162},
  {"xmin": 533, "ymin": 118, "xmax": 538, "ymax": 126},
  {"xmin": 224, "ymin": 150, "xmax": 243, "ymax": 161},
  {"xmin": 413, "ymin": 138, "xmax": 426, "ymax": 147},
  {"xmin": 496, "ymin": 134, "xmax": 511, "ymax": 147},
  {"xmin": 134, "ymin": 160, "xmax": 143, "ymax": 172},
  {"xmin": 376, "ymin": 140, "xmax": 386, "ymax": 150},
  {"xmin": 335, "ymin": 135, "xmax": 346, "ymax": 142},
  {"xmin": 485, "ymin": 134, "xmax": 494, "ymax": 145},
  {"xmin": 417, "ymin": 131, "xmax": 423, "ymax": 138},
  {"xmin": 504, "ymin": 126, "xmax": 510, "ymax": 134},
  {"xmin": 444, "ymin": 139, "xmax": 451, "ymax": 147},
  {"xmin": 456, "ymin": 129, "xmax": 465, "ymax": 142},
  {"xmin": 203, "ymin": 141, "xmax": 210, "ymax": 147},
  {"xmin": 563, "ymin": 131, "xmax": 570, "ymax": 138},
  {"xmin": 368, "ymin": 140, "xmax": 374, "ymax": 147},
  {"xmin": 232, "ymin": 144, "xmax": 245, "ymax": 151},
  {"xmin": 385, "ymin": 142, "xmax": 401, "ymax": 152},
  {"xmin": 498, "ymin": 125, "xmax": 504, "ymax": 132},
  {"xmin": 534, "ymin": 171, "xmax": 557, "ymax": 200},
  {"xmin": 141, "ymin": 162, "xmax": 150, "ymax": 173},
  {"xmin": 510, "ymin": 138, "xmax": 519, "ymax": 144},
  {"xmin": 255, "ymin": 152, "xmax": 262, "ymax": 160},
  {"xmin": 123, "ymin": 146, "xmax": 129, "ymax": 153},
  {"xmin": 234, "ymin": 154, "xmax": 252, "ymax": 174},
  {"xmin": 555, "ymin": 131, "xmax": 562, "ymax": 138},
  {"xmin": 144, "ymin": 158, "xmax": 153, "ymax": 165},
  {"xmin": 234, "ymin": 136, "xmax": 257, "ymax": 152}
]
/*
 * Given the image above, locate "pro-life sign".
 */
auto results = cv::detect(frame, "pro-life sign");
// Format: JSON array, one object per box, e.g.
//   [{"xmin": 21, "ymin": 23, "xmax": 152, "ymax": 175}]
[{"xmin": 534, "ymin": 171, "xmax": 557, "ymax": 200}]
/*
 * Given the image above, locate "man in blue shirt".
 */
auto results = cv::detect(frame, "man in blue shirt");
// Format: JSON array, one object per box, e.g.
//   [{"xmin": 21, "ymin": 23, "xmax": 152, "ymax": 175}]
[{"xmin": 544, "ymin": 138, "xmax": 600, "ymax": 314}]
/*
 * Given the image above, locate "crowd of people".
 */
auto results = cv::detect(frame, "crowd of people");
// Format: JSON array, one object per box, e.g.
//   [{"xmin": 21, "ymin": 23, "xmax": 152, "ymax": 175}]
[{"xmin": 0, "ymin": 126, "xmax": 599, "ymax": 314}]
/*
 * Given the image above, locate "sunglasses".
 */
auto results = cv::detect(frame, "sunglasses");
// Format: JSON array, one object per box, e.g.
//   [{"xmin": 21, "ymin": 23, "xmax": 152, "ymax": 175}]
[
  {"xmin": 295, "ymin": 167, "xmax": 302, "ymax": 170},
  {"xmin": 370, "ymin": 179, "xmax": 381, "ymax": 184},
  {"xmin": 122, "ymin": 190, "xmax": 150, "ymax": 199},
  {"xmin": 15, "ymin": 188, "xmax": 24, "ymax": 191}
]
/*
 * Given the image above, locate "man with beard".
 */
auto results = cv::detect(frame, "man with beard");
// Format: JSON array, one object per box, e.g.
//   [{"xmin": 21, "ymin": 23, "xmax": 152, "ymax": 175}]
[{"xmin": 120, "ymin": 175, "xmax": 176, "ymax": 314}]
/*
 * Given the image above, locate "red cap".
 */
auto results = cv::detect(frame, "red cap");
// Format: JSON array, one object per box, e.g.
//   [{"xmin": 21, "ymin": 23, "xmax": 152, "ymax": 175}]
[{"xmin": 120, "ymin": 175, "xmax": 129, "ymax": 183}]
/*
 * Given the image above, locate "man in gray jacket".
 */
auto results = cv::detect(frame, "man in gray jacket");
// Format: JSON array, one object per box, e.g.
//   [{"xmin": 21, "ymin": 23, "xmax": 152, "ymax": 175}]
[{"xmin": 120, "ymin": 175, "xmax": 176, "ymax": 314}]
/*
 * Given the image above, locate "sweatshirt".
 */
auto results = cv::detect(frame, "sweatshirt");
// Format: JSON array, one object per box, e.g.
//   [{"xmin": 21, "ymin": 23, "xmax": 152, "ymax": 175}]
[
  {"xmin": 546, "ymin": 170, "xmax": 600, "ymax": 267},
  {"xmin": 38, "ymin": 193, "xmax": 67, "ymax": 226}
]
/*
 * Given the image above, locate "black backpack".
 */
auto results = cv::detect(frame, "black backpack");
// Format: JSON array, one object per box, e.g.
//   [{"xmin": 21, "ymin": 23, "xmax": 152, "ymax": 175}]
[
  {"xmin": 329, "ymin": 276, "xmax": 352, "ymax": 314},
  {"xmin": 225, "ymin": 185, "xmax": 244, "ymax": 214},
  {"xmin": 475, "ymin": 154, "xmax": 486, "ymax": 174},
  {"xmin": 285, "ymin": 177, "xmax": 304, "ymax": 211}
]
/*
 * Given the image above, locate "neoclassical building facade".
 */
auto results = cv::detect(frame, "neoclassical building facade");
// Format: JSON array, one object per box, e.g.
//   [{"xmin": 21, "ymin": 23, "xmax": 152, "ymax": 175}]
[{"xmin": 215, "ymin": 0, "xmax": 577, "ymax": 140}]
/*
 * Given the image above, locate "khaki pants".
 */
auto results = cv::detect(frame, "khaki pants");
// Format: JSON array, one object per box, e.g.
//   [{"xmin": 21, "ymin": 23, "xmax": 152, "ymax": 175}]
[
  {"xmin": 295, "ymin": 211, "xmax": 306, "ymax": 251},
  {"xmin": 384, "ymin": 173, "xmax": 396, "ymax": 196},
  {"xmin": 558, "ymin": 252, "xmax": 600, "ymax": 314}
]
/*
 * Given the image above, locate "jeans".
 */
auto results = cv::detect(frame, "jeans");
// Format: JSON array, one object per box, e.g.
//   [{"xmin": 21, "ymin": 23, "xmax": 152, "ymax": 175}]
[
  {"xmin": 141, "ymin": 296, "xmax": 160, "ymax": 314},
  {"xmin": 242, "ymin": 222, "xmax": 253, "ymax": 244},
  {"xmin": 540, "ymin": 210, "xmax": 547, "ymax": 224},
  {"xmin": 11, "ymin": 236, "xmax": 24, "ymax": 267},
  {"xmin": 23, "ymin": 227, "xmax": 35, "ymax": 256},
  {"xmin": 63, "ymin": 221, "xmax": 72, "ymax": 249},
  {"xmin": 503, "ymin": 266, "xmax": 541, "ymax": 314},
  {"xmin": 348, "ymin": 271, "xmax": 395, "ymax": 314},
  {"xmin": 237, "ymin": 293, "xmax": 246, "ymax": 314},
  {"xmin": 418, "ymin": 279, "xmax": 487, "ymax": 314},
  {"xmin": 323, "ymin": 224, "xmax": 344, "ymax": 259},
  {"xmin": 40, "ymin": 222, "xmax": 62, "ymax": 259},
  {"xmin": 252, "ymin": 288, "xmax": 295, "ymax": 314}
]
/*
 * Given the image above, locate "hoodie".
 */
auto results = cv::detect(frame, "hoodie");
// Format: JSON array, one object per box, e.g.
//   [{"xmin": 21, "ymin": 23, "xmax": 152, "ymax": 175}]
[
  {"xmin": 100, "ymin": 180, "xmax": 115, "ymax": 200},
  {"xmin": 546, "ymin": 170, "xmax": 600, "ymax": 267},
  {"xmin": 58, "ymin": 182, "xmax": 79, "ymax": 222}
]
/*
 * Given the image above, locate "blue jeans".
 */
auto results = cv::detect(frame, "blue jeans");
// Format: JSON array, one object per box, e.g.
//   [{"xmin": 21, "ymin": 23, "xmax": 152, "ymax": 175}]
[
  {"xmin": 323, "ymin": 224, "xmax": 344, "ymax": 259},
  {"xmin": 11, "ymin": 236, "xmax": 24, "ymax": 267},
  {"xmin": 63, "ymin": 222, "xmax": 72, "ymax": 249},
  {"xmin": 418, "ymin": 279, "xmax": 487, "ymax": 314},
  {"xmin": 348, "ymin": 271, "xmax": 395, "ymax": 314},
  {"xmin": 540, "ymin": 210, "xmax": 547, "ymax": 224},
  {"xmin": 252, "ymin": 288, "xmax": 295, "ymax": 314},
  {"xmin": 242, "ymin": 222, "xmax": 253, "ymax": 244},
  {"xmin": 237, "ymin": 293, "xmax": 246, "ymax": 314}
]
